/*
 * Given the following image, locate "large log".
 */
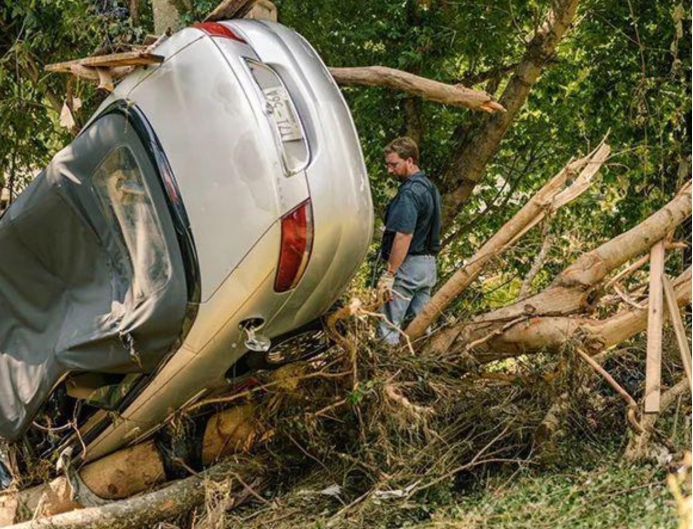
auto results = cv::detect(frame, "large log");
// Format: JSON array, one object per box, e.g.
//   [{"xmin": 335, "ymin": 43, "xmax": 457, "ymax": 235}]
[
  {"xmin": 11, "ymin": 442, "xmax": 166, "ymax": 521},
  {"xmin": 0, "ymin": 404, "xmax": 257, "ymax": 526},
  {"xmin": 428, "ymin": 266, "xmax": 691, "ymax": 363},
  {"xmin": 406, "ymin": 143, "xmax": 610, "ymax": 340},
  {"xmin": 329, "ymin": 66, "xmax": 504, "ymax": 113},
  {"xmin": 3, "ymin": 457, "xmax": 264, "ymax": 529}
]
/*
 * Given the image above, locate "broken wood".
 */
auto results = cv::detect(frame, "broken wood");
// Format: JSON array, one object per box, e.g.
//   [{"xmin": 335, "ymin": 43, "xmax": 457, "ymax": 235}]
[
  {"xmin": 201, "ymin": 404, "xmax": 258, "ymax": 465},
  {"xmin": 0, "ymin": 442, "xmax": 166, "ymax": 525},
  {"xmin": 204, "ymin": 0, "xmax": 257, "ymax": 21},
  {"xmin": 3, "ymin": 457, "xmax": 265, "ymax": 529},
  {"xmin": 464, "ymin": 181, "xmax": 691, "ymax": 327},
  {"xmin": 329, "ymin": 66, "xmax": 505, "ymax": 113},
  {"xmin": 427, "ymin": 265, "xmax": 691, "ymax": 364},
  {"xmin": 45, "ymin": 51, "xmax": 163, "ymax": 73},
  {"xmin": 0, "ymin": 403, "xmax": 262, "ymax": 526},
  {"xmin": 95, "ymin": 68, "xmax": 114, "ymax": 92},
  {"xmin": 245, "ymin": 0, "xmax": 277, "ymax": 21},
  {"xmin": 44, "ymin": 51, "xmax": 163, "ymax": 92},
  {"xmin": 624, "ymin": 378, "xmax": 691, "ymax": 461},
  {"xmin": 645, "ymin": 240, "xmax": 665, "ymax": 413},
  {"xmin": 407, "ymin": 143, "xmax": 610, "ymax": 341},
  {"xmin": 663, "ymin": 275, "xmax": 692, "ymax": 390}
]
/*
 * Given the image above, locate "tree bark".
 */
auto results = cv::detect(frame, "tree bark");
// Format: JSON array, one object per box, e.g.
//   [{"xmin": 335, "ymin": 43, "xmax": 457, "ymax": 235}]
[
  {"xmin": 3, "ymin": 457, "xmax": 264, "ymax": 529},
  {"xmin": 428, "ymin": 266, "xmax": 691, "ymax": 363},
  {"xmin": 12, "ymin": 442, "xmax": 166, "ymax": 521},
  {"xmin": 440, "ymin": 0, "xmax": 581, "ymax": 227},
  {"xmin": 644, "ymin": 241, "xmax": 665, "ymax": 413},
  {"xmin": 406, "ymin": 143, "xmax": 610, "ymax": 340},
  {"xmin": 152, "ymin": 0, "xmax": 191, "ymax": 34},
  {"xmin": 469, "ymin": 180, "xmax": 691, "ymax": 325},
  {"xmin": 329, "ymin": 67, "xmax": 505, "ymax": 113},
  {"xmin": 204, "ymin": 0, "xmax": 257, "ymax": 22},
  {"xmin": 403, "ymin": 96, "xmax": 423, "ymax": 145},
  {"xmin": 1, "ymin": 405, "xmax": 258, "ymax": 526}
]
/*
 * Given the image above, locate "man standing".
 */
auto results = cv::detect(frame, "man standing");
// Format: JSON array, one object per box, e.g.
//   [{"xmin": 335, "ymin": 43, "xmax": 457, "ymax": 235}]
[{"xmin": 377, "ymin": 137, "xmax": 441, "ymax": 345}]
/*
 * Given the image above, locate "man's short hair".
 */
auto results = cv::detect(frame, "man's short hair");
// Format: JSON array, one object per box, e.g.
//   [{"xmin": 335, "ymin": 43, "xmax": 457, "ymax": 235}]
[{"xmin": 384, "ymin": 137, "xmax": 419, "ymax": 165}]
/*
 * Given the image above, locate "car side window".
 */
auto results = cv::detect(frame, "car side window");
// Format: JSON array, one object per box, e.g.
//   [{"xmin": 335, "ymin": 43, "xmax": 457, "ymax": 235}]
[{"xmin": 92, "ymin": 145, "xmax": 171, "ymax": 300}]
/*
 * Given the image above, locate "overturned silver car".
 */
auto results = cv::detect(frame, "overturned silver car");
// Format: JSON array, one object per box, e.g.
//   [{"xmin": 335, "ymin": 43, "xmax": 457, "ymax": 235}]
[{"xmin": 0, "ymin": 20, "xmax": 372, "ymax": 470}]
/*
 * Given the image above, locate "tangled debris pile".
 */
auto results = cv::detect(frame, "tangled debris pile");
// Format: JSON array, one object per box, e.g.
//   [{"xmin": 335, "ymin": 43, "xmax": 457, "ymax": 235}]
[{"xmin": 1, "ymin": 168, "xmax": 690, "ymax": 529}]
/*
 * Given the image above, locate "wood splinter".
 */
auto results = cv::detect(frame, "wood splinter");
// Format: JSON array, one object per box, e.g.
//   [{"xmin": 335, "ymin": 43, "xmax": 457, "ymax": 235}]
[{"xmin": 45, "ymin": 51, "xmax": 164, "ymax": 92}]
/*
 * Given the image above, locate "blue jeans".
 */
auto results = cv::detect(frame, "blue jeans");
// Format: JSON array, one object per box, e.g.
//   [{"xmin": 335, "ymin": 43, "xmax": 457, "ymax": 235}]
[{"xmin": 379, "ymin": 255, "xmax": 437, "ymax": 345}]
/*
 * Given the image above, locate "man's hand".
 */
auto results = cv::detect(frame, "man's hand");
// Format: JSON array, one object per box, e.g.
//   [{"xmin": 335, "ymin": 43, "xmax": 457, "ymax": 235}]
[{"xmin": 377, "ymin": 270, "xmax": 396, "ymax": 300}]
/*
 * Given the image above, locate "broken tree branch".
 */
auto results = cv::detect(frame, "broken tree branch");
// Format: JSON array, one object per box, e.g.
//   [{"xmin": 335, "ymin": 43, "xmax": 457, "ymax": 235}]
[
  {"xmin": 575, "ymin": 348, "xmax": 642, "ymax": 433},
  {"xmin": 429, "ymin": 266, "xmax": 691, "ymax": 364},
  {"xmin": 329, "ymin": 66, "xmax": 505, "ymax": 113},
  {"xmin": 407, "ymin": 142, "xmax": 610, "ymax": 341},
  {"xmin": 466, "ymin": 181, "xmax": 691, "ymax": 326},
  {"xmin": 3, "ymin": 457, "xmax": 264, "ymax": 529},
  {"xmin": 663, "ymin": 275, "xmax": 692, "ymax": 390},
  {"xmin": 204, "ymin": 0, "xmax": 257, "ymax": 21}
]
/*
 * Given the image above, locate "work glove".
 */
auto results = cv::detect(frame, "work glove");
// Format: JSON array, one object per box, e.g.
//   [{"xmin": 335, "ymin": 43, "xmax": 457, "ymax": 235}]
[{"xmin": 377, "ymin": 270, "xmax": 396, "ymax": 300}]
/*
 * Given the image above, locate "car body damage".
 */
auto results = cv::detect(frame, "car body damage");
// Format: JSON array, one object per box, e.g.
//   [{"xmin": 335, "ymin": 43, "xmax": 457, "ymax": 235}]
[{"xmin": 0, "ymin": 20, "xmax": 372, "ymax": 469}]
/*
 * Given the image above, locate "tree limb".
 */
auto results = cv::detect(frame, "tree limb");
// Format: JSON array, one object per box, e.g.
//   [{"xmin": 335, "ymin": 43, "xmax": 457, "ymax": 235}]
[
  {"xmin": 440, "ymin": 0, "xmax": 581, "ymax": 228},
  {"xmin": 4, "ymin": 457, "xmax": 265, "ymax": 529},
  {"xmin": 329, "ymin": 66, "xmax": 505, "ymax": 113},
  {"xmin": 406, "ymin": 142, "xmax": 609, "ymax": 341}
]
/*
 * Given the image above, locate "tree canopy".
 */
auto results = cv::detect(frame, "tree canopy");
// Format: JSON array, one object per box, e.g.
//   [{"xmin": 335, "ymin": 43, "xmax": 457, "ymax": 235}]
[{"xmin": 0, "ymin": 0, "xmax": 690, "ymax": 303}]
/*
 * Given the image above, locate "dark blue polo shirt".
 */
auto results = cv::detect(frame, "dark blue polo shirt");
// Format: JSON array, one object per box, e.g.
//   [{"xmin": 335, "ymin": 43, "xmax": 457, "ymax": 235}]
[{"xmin": 381, "ymin": 171, "xmax": 441, "ymax": 260}]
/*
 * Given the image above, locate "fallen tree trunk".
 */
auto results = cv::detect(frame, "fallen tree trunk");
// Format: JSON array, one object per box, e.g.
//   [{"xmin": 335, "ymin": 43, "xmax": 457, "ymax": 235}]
[
  {"xmin": 469, "ymin": 180, "xmax": 692, "ymax": 325},
  {"xmin": 9, "ymin": 441, "xmax": 165, "ymax": 522},
  {"xmin": 0, "ymin": 405, "xmax": 258, "ymax": 526},
  {"xmin": 3, "ymin": 457, "xmax": 264, "ymax": 529},
  {"xmin": 406, "ymin": 142, "xmax": 610, "ymax": 340},
  {"xmin": 329, "ymin": 66, "xmax": 504, "ymax": 113},
  {"xmin": 427, "ymin": 266, "xmax": 691, "ymax": 362}
]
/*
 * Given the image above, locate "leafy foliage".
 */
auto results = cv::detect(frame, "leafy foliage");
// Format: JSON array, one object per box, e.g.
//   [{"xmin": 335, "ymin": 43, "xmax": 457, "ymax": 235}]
[{"xmin": 0, "ymin": 0, "xmax": 689, "ymax": 308}]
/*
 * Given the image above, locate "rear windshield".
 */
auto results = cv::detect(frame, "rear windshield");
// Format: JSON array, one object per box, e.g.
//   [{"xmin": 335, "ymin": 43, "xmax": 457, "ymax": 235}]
[{"xmin": 92, "ymin": 145, "xmax": 171, "ymax": 300}]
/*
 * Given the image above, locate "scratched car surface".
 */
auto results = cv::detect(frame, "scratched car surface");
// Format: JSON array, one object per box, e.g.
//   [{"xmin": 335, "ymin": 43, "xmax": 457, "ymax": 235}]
[{"xmin": 0, "ymin": 20, "xmax": 372, "ymax": 475}]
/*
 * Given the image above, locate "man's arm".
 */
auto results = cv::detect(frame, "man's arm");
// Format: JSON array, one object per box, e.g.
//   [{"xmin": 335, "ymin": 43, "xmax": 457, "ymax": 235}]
[{"xmin": 387, "ymin": 231, "xmax": 413, "ymax": 274}]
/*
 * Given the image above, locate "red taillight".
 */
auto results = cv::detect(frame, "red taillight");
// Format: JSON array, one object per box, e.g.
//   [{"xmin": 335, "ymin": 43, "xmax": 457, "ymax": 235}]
[
  {"xmin": 193, "ymin": 22, "xmax": 246, "ymax": 43},
  {"xmin": 275, "ymin": 200, "xmax": 313, "ymax": 292}
]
